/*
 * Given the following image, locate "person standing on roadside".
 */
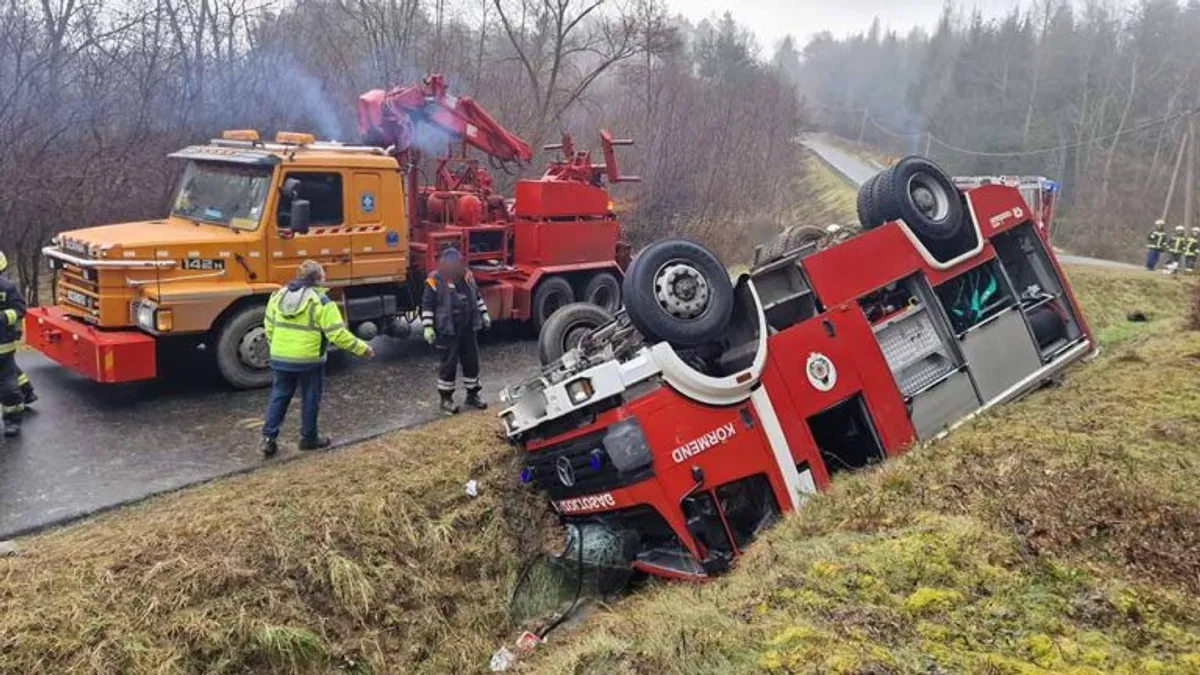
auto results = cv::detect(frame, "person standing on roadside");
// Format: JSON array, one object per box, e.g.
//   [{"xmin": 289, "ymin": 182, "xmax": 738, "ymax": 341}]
[
  {"xmin": 0, "ymin": 252, "xmax": 27, "ymax": 437},
  {"xmin": 1146, "ymin": 219, "xmax": 1168, "ymax": 271},
  {"xmin": 421, "ymin": 247, "xmax": 491, "ymax": 416},
  {"xmin": 260, "ymin": 260, "xmax": 374, "ymax": 457}
]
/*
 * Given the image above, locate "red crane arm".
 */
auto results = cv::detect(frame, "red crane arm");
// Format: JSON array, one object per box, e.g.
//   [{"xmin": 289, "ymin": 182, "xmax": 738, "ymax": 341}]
[{"xmin": 357, "ymin": 74, "xmax": 532, "ymax": 164}]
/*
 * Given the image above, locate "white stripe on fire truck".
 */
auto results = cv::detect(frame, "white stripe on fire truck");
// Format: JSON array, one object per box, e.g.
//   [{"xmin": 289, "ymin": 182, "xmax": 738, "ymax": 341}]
[{"xmin": 749, "ymin": 387, "xmax": 813, "ymax": 511}]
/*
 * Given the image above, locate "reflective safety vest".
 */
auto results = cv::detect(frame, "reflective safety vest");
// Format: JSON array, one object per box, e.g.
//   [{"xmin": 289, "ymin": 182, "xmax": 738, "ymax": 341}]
[
  {"xmin": 1186, "ymin": 236, "xmax": 1199, "ymax": 258},
  {"xmin": 1168, "ymin": 235, "xmax": 1188, "ymax": 255},
  {"xmin": 264, "ymin": 284, "xmax": 366, "ymax": 370},
  {"xmin": 1147, "ymin": 229, "xmax": 1167, "ymax": 251},
  {"xmin": 0, "ymin": 275, "xmax": 26, "ymax": 356}
]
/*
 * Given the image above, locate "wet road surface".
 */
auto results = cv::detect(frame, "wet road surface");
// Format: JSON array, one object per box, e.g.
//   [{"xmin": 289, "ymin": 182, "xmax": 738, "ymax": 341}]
[
  {"xmin": 802, "ymin": 133, "xmax": 1143, "ymax": 272},
  {"xmin": 0, "ymin": 328, "xmax": 540, "ymax": 538}
]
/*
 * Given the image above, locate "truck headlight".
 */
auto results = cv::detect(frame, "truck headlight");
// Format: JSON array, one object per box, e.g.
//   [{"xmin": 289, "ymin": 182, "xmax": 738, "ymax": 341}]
[
  {"xmin": 135, "ymin": 303, "xmax": 155, "ymax": 331},
  {"xmin": 602, "ymin": 418, "xmax": 652, "ymax": 473},
  {"xmin": 566, "ymin": 378, "xmax": 594, "ymax": 404}
]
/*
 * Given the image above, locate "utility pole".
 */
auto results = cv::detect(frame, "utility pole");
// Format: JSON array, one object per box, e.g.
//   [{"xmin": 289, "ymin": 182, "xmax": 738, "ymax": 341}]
[
  {"xmin": 858, "ymin": 109, "xmax": 869, "ymax": 143},
  {"xmin": 1185, "ymin": 116, "xmax": 1196, "ymax": 233},
  {"xmin": 1162, "ymin": 128, "xmax": 1189, "ymax": 222}
]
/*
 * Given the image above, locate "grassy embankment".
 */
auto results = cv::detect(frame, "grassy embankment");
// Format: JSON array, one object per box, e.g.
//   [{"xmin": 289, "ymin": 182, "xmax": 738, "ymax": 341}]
[{"xmin": 1, "ymin": 157, "xmax": 1197, "ymax": 674}]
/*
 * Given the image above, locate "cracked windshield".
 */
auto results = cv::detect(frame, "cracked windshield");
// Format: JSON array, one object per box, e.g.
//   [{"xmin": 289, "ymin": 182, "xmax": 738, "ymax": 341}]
[{"xmin": 171, "ymin": 162, "xmax": 270, "ymax": 230}]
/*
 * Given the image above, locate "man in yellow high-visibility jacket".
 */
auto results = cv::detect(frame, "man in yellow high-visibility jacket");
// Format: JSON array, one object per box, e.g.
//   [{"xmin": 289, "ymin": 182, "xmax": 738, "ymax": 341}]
[
  {"xmin": 260, "ymin": 260, "xmax": 374, "ymax": 457},
  {"xmin": 0, "ymin": 252, "xmax": 26, "ymax": 437}
]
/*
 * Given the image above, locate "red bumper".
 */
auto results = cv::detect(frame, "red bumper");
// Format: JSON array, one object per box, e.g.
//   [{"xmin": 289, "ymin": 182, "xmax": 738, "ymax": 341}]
[{"xmin": 25, "ymin": 306, "xmax": 156, "ymax": 383}]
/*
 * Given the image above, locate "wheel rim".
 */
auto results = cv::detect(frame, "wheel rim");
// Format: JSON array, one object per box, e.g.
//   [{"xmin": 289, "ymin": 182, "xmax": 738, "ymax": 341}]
[
  {"xmin": 653, "ymin": 260, "xmax": 711, "ymax": 320},
  {"xmin": 563, "ymin": 325, "xmax": 592, "ymax": 352},
  {"xmin": 238, "ymin": 326, "xmax": 270, "ymax": 370},
  {"xmin": 542, "ymin": 290, "xmax": 567, "ymax": 321},
  {"xmin": 907, "ymin": 172, "xmax": 952, "ymax": 223}
]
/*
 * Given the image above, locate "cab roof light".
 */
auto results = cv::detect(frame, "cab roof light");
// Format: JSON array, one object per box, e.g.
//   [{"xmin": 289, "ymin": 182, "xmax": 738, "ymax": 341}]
[
  {"xmin": 222, "ymin": 129, "xmax": 260, "ymax": 141},
  {"xmin": 275, "ymin": 131, "xmax": 315, "ymax": 145}
]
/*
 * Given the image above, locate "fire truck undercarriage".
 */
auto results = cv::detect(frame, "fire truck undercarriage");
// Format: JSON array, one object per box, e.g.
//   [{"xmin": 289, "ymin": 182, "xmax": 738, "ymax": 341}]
[{"xmin": 502, "ymin": 156, "xmax": 1094, "ymax": 593}]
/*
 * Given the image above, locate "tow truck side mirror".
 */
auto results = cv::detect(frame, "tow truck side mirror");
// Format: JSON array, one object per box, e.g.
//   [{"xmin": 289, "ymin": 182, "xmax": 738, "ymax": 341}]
[{"xmin": 289, "ymin": 199, "xmax": 311, "ymax": 234}]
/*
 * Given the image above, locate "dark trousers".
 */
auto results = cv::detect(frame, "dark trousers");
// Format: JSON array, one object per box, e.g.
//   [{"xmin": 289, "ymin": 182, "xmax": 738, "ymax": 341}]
[
  {"xmin": 0, "ymin": 354, "xmax": 23, "ymax": 425},
  {"xmin": 436, "ymin": 331, "xmax": 480, "ymax": 396},
  {"xmin": 1146, "ymin": 249, "xmax": 1161, "ymax": 270},
  {"xmin": 262, "ymin": 367, "xmax": 324, "ymax": 440}
]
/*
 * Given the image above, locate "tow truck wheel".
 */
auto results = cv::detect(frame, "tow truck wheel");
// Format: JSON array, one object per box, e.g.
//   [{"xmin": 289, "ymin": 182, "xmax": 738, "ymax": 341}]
[
  {"xmin": 538, "ymin": 302, "xmax": 614, "ymax": 365},
  {"xmin": 532, "ymin": 276, "xmax": 574, "ymax": 331},
  {"xmin": 582, "ymin": 272, "xmax": 622, "ymax": 313},
  {"xmin": 215, "ymin": 304, "xmax": 272, "ymax": 389},
  {"xmin": 622, "ymin": 238, "xmax": 734, "ymax": 347},
  {"xmin": 871, "ymin": 156, "xmax": 964, "ymax": 241}
]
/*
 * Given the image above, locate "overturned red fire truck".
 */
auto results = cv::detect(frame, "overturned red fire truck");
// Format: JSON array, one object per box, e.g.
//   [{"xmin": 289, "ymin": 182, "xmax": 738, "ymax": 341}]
[{"xmin": 500, "ymin": 157, "xmax": 1093, "ymax": 580}]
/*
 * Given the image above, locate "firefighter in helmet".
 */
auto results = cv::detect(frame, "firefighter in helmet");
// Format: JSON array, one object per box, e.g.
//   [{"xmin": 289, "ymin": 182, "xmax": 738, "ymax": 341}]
[
  {"xmin": 1146, "ymin": 219, "xmax": 1168, "ymax": 270},
  {"xmin": 421, "ymin": 247, "xmax": 491, "ymax": 415},
  {"xmin": 1185, "ymin": 227, "xmax": 1200, "ymax": 273},
  {"xmin": 1166, "ymin": 225, "xmax": 1188, "ymax": 270},
  {"xmin": 0, "ymin": 252, "xmax": 27, "ymax": 436}
]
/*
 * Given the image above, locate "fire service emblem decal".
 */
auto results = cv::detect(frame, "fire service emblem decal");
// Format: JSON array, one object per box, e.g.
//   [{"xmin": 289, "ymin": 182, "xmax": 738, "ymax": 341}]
[{"xmin": 806, "ymin": 352, "xmax": 837, "ymax": 392}]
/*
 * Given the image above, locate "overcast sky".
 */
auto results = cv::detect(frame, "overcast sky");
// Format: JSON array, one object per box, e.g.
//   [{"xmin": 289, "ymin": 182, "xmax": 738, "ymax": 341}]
[{"xmin": 666, "ymin": 0, "xmax": 1031, "ymax": 50}]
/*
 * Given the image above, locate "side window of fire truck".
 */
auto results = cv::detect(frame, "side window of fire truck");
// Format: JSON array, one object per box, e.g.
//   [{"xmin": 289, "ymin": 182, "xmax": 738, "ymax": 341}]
[
  {"xmin": 276, "ymin": 172, "xmax": 344, "ymax": 228},
  {"xmin": 714, "ymin": 475, "xmax": 780, "ymax": 549}
]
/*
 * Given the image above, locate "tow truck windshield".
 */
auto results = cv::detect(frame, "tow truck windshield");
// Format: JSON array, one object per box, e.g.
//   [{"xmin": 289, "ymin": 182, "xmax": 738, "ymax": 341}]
[{"xmin": 170, "ymin": 161, "xmax": 271, "ymax": 231}]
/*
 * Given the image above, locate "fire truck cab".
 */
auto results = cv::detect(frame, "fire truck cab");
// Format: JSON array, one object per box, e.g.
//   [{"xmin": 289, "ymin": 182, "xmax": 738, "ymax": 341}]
[{"xmin": 501, "ymin": 158, "xmax": 1093, "ymax": 580}]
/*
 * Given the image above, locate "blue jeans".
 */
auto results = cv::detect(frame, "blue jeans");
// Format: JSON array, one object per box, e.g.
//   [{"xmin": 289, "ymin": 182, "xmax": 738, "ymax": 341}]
[
  {"xmin": 1146, "ymin": 249, "xmax": 1161, "ymax": 270},
  {"xmin": 262, "ymin": 367, "xmax": 324, "ymax": 440}
]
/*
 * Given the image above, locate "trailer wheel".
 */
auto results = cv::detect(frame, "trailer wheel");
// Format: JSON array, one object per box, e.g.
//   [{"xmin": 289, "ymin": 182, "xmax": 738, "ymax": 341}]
[
  {"xmin": 582, "ymin": 272, "xmax": 622, "ymax": 313},
  {"xmin": 622, "ymin": 238, "xmax": 734, "ymax": 347},
  {"xmin": 532, "ymin": 276, "xmax": 574, "ymax": 331},
  {"xmin": 215, "ymin": 304, "xmax": 272, "ymax": 389},
  {"xmin": 538, "ymin": 302, "xmax": 614, "ymax": 365},
  {"xmin": 871, "ymin": 156, "xmax": 964, "ymax": 241},
  {"xmin": 857, "ymin": 173, "xmax": 881, "ymax": 228}
]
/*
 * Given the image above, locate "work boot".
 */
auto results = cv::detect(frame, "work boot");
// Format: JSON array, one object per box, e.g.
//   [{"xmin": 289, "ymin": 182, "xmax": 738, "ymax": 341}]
[
  {"xmin": 21, "ymin": 388, "xmax": 36, "ymax": 406},
  {"xmin": 464, "ymin": 391, "xmax": 488, "ymax": 410},
  {"xmin": 299, "ymin": 435, "xmax": 332, "ymax": 452},
  {"xmin": 440, "ymin": 394, "xmax": 460, "ymax": 417},
  {"xmin": 260, "ymin": 436, "xmax": 279, "ymax": 458},
  {"xmin": 3, "ymin": 421, "xmax": 19, "ymax": 438}
]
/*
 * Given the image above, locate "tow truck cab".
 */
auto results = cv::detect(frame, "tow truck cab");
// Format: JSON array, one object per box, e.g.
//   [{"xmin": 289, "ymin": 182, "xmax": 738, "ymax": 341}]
[{"xmin": 502, "ymin": 182, "xmax": 1093, "ymax": 580}]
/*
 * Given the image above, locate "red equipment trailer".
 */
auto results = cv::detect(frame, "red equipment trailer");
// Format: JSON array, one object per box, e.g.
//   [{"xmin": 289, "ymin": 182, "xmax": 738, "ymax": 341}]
[{"xmin": 500, "ymin": 157, "xmax": 1093, "ymax": 580}]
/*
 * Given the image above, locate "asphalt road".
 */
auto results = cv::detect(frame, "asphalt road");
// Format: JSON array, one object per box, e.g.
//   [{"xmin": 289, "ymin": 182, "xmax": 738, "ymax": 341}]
[
  {"xmin": 0, "ymin": 328, "xmax": 540, "ymax": 538},
  {"xmin": 802, "ymin": 134, "xmax": 1143, "ymax": 272}
]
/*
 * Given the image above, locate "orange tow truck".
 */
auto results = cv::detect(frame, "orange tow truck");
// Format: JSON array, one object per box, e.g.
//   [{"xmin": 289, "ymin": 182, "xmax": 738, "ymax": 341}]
[{"xmin": 28, "ymin": 76, "xmax": 633, "ymax": 388}]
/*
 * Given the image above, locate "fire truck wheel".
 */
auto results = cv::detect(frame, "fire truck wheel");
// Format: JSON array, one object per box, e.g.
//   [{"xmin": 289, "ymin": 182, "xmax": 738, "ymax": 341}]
[
  {"xmin": 622, "ymin": 238, "xmax": 734, "ymax": 347},
  {"xmin": 760, "ymin": 225, "xmax": 826, "ymax": 263},
  {"xmin": 532, "ymin": 276, "xmax": 575, "ymax": 331},
  {"xmin": 872, "ymin": 156, "xmax": 964, "ymax": 241},
  {"xmin": 215, "ymin": 304, "xmax": 272, "ymax": 389},
  {"xmin": 582, "ymin": 272, "xmax": 622, "ymax": 313},
  {"xmin": 538, "ymin": 302, "xmax": 614, "ymax": 365},
  {"xmin": 857, "ymin": 173, "xmax": 882, "ymax": 228}
]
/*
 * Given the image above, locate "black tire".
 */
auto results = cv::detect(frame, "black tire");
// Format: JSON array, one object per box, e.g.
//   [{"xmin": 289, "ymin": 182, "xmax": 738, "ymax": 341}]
[
  {"xmin": 214, "ymin": 303, "xmax": 272, "ymax": 389},
  {"xmin": 870, "ymin": 156, "xmax": 964, "ymax": 241},
  {"xmin": 582, "ymin": 272, "xmax": 622, "ymax": 313},
  {"xmin": 759, "ymin": 225, "xmax": 827, "ymax": 264},
  {"xmin": 532, "ymin": 276, "xmax": 574, "ymax": 331},
  {"xmin": 621, "ymin": 238, "xmax": 734, "ymax": 347},
  {"xmin": 538, "ymin": 302, "xmax": 614, "ymax": 365},
  {"xmin": 857, "ymin": 173, "xmax": 882, "ymax": 229}
]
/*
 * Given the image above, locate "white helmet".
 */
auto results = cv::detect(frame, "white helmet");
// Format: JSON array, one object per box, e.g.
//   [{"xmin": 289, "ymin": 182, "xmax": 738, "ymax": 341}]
[
  {"xmin": 1176, "ymin": 225, "xmax": 1186, "ymax": 233},
  {"xmin": 1192, "ymin": 227, "xmax": 1199, "ymax": 234},
  {"xmin": 1156, "ymin": 219, "xmax": 1166, "ymax": 226}
]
